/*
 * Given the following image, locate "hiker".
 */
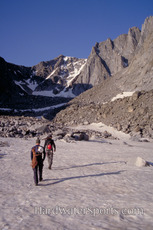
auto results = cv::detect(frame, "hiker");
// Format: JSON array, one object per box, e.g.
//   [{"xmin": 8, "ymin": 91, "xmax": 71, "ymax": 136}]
[
  {"xmin": 44, "ymin": 134, "xmax": 56, "ymax": 170},
  {"xmin": 31, "ymin": 138, "xmax": 46, "ymax": 186}
]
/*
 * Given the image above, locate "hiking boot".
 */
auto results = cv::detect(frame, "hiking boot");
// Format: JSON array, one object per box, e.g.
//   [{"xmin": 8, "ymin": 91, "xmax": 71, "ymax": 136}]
[{"xmin": 39, "ymin": 178, "xmax": 43, "ymax": 182}]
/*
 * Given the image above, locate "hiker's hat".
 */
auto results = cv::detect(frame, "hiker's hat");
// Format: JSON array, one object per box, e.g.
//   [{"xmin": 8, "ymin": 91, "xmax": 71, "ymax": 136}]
[
  {"xmin": 47, "ymin": 134, "xmax": 52, "ymax": 139},
  {"xmin": 36, "ymin": 138, "xmax": 40, "ymax": 144}
]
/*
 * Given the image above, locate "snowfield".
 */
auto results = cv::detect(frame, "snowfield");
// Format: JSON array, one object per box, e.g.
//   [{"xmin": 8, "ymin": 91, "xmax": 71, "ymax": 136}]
[{"xmin": 0, "ymin": 127, "xmax": 153, "ymax": 230}]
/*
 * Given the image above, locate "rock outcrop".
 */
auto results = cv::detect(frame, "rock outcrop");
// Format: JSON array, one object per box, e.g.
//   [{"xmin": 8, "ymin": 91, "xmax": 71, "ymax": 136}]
[
  {"xmin": 53, "ymin": 90, "xmax": 153, "ymax": 139},
  {"xmin": 74, "ymin": 26, "xmax": 141, "ymax": 89},
  {"xmin": 135, "ymin": 157, "xmax": 150, "ymax": 167},
  {"xmin": 0, "ymin": 115, "xmax": 115, "ymax": 141}
]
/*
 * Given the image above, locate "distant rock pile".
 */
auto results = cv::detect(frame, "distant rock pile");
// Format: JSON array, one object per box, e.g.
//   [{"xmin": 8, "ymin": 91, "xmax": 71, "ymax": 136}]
[
  {"xmin": 0, "ymin": 116, "xmax": 115, "ymax": 141},
  {"xmin": 53, "ymin": 90, "xmax": 153, "ymax": 139},
  {"xmin": 0, "ymin": 116, "xmax": 50, "ymax": 138}
]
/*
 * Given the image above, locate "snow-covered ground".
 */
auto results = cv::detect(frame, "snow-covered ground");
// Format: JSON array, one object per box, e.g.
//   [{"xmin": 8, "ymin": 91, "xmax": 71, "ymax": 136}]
[{"xmin": 0, "ymin": 126, "xmax": 153, "ymax": 230}]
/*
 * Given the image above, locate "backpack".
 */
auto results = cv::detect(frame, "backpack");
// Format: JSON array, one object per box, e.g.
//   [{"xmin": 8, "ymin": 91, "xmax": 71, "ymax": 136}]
[
  {"xmin": 37, "ymin": 146, "xmax": 44, "ymax": 153},
  {"xmin": 47, "ymin": 144, "xmax": 52, "ymax": 150},
  {"xmin": 45, "ymin": 141, "xmax": 52, "ymax": 151}
]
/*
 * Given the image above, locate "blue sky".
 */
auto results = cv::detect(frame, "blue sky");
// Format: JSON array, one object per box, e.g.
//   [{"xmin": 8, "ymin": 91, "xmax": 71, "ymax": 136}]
[{"xmin": 0, "ymin": 0, "xmax": 153, "ymax": 67}]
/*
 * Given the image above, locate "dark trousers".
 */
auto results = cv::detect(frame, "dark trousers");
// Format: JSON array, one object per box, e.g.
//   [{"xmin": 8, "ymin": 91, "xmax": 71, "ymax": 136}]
[
  {"xmin": 33, "ymin": 160, "xmax": 43, "ymax": 185},
  {"xmin": 47, "ymin": 150, "xmax": 53, "ymax": 169}
]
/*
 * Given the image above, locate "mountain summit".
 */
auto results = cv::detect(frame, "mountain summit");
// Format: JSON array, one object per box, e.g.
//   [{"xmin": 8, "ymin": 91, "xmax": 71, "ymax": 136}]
[{"xmin": 32, "ymin": 55, "xmax": 87, "ymax": 98}]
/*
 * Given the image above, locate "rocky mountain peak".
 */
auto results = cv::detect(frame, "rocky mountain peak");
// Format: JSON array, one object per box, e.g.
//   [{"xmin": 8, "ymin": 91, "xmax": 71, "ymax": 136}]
[
  {"xmin": 141, "ymin": 16, "xmax": 153, "ymax": 37},
  {"xmin": 127, "ymin": 27, "xmax": 141, "ymax": 54},
  {"xmin": 138, "ymin": 16, "xmax": 153, "ymax": 46}
]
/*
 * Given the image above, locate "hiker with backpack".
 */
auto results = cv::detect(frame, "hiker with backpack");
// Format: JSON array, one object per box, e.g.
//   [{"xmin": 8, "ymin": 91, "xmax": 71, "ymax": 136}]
[
  {"xmin": 44, "ymin": 134, "xmax": 56, "ymax": 170},
  {"xmin": 31, "ymin": 138, "xmax": 46, "ymax": 186}
]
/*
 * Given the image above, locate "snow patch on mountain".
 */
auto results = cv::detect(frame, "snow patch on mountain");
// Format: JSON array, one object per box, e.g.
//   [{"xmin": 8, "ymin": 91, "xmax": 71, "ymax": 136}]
[
  {"xmin": 14, "ymin": 80, "xmax": 27, "ymax": 92},
  {"xmin": 33, "ymin": 88, "xmax": 75, "ymax": 98},
  {"xmin": 46, "ymin": 69, "xmax": 57, "ymax": 79},
  {"xmin": 25, "ymin": 79, "xmax": 38, "ymax": 91},
  {"xmin": 0, "ymin": 102, "xmax": 66, "ymax": 113},
  {"xmin": 66, "ymin": 59, "xmax": 87, "ymax": 87},
  {"xmin": 111, "ymin": 92, "xmax": 135, "ymax": 102}
]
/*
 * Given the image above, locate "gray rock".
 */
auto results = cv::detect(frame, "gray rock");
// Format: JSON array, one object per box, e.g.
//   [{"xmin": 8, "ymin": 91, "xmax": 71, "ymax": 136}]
[
  {"xmin": 71, "ymin": 131, "xmax": 89, "ymax": 141},
  {"xmin": 0, "ymin": 141, "xmax": 10, "ymax": 147},
  {"xmin": 36, "ymin": 125, "xmax": 51, "ymax": 134},
  {"xmin": 135, "ymin": 157, "xmax": 150, "ymax": 167}
]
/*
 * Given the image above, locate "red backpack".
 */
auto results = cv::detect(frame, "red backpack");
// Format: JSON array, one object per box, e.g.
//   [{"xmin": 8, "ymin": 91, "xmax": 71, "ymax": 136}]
[{"xmin": 47, "ymin": 144, "xmax": 52, "ymax": 150}]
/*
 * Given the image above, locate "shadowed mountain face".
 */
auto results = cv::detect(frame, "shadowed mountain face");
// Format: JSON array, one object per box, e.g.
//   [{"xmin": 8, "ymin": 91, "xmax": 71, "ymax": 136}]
[
  {"xmin": 0, "ymin": 16, "xmax": 153, "ymax": 123},
  {"xmin": 0, "ymin": 55, "xmax": 87, "ymax": 117},
  {"xmin": 0, "ymin": 55, "xmax": 87, "ymax": 101}
]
